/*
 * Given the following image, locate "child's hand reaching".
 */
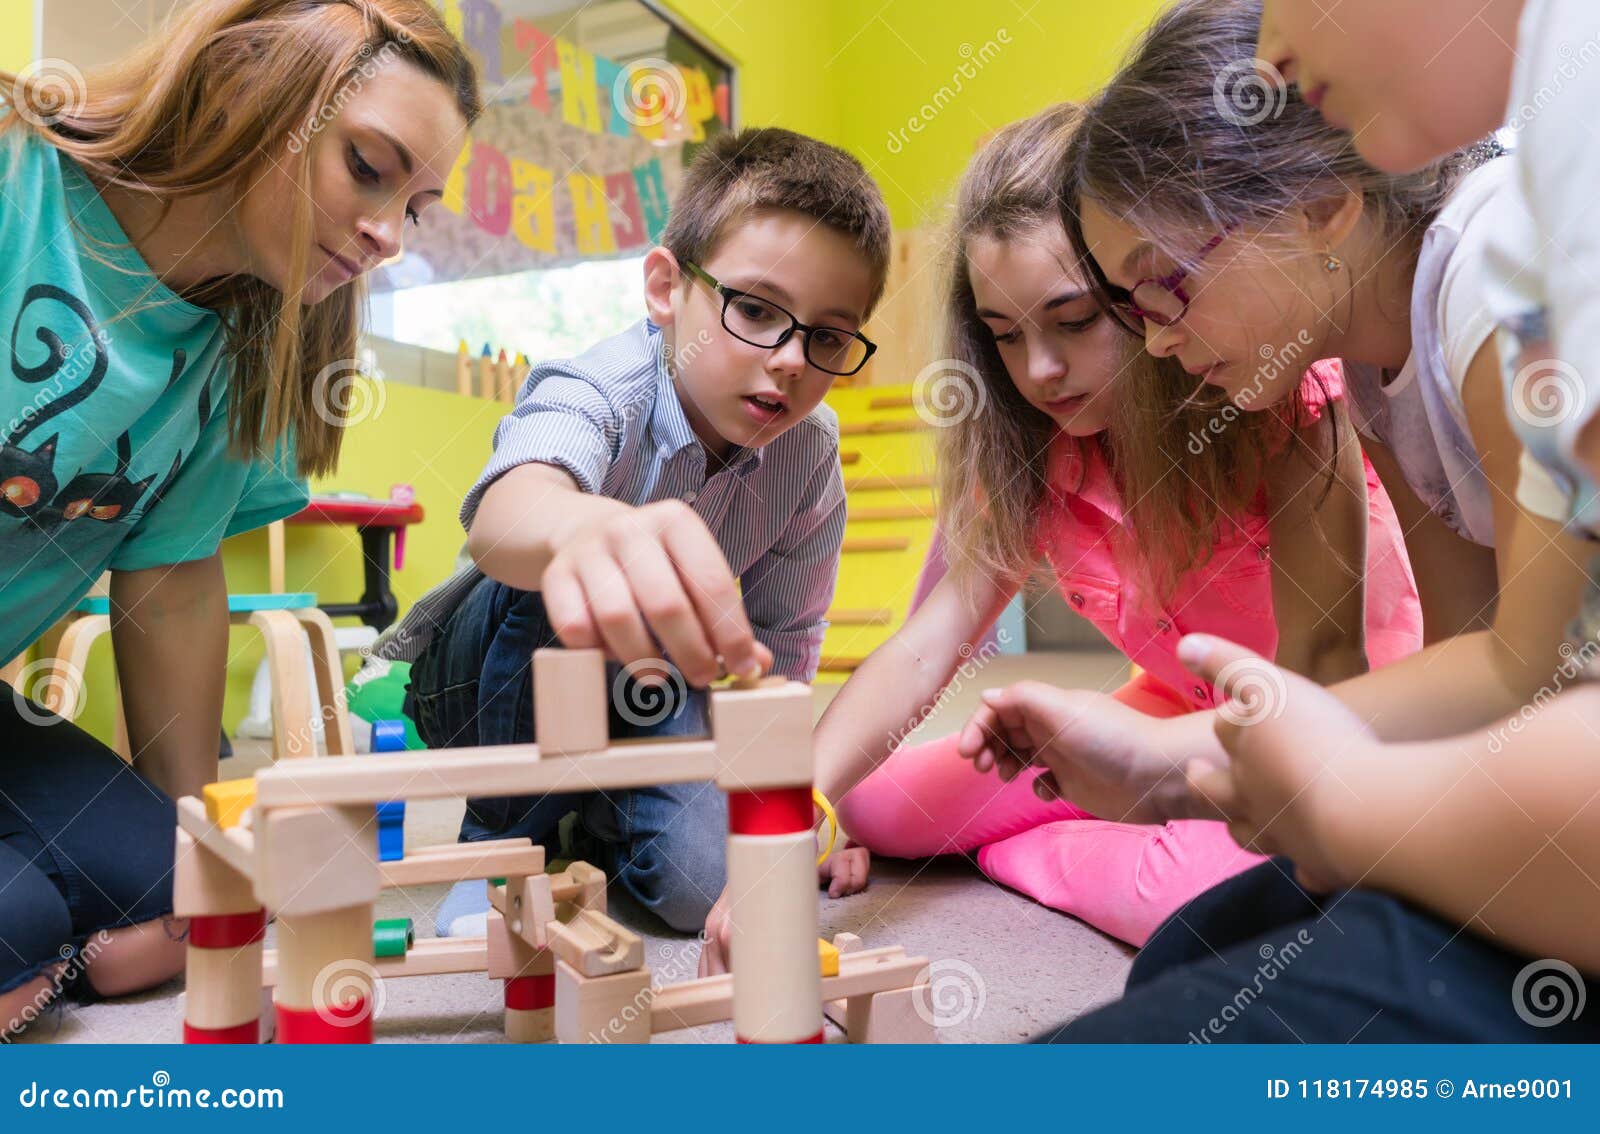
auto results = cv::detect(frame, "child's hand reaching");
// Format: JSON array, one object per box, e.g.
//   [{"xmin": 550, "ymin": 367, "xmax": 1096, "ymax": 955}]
[
  {"xmin": 821, "ymin": 842, "xmax": 870, "ymax": 898},
  {"xmin": 695, "ymin": 842, "xmax": 871, "ymax": 977},
  {"xmin": 957, "ymin": 682, "xmax": 1196, "ymax": 825},
  {"xmin": 542, "ymin": 498, "xmax": 773, "ymax": 687},
  {"xmin": 1178, "ymin": 633, "xmax": 1381, "ymax": 893}
]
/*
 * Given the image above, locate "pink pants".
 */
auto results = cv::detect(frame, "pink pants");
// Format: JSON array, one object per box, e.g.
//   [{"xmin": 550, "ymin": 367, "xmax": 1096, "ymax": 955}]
[{"xmin": 835, "ymin": 672, "xmax": 1264, "ymax": 947}]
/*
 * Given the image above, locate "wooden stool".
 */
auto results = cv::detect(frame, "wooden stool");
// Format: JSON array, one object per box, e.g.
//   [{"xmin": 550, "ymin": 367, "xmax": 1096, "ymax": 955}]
[{"xmin": 46, "ymin": 592, "xmax": 353, "ymax": 761}]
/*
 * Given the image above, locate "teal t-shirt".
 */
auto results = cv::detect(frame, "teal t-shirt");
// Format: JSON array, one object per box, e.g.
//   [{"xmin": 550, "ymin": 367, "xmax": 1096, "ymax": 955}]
[{"xmin": 0, "ymin": 122, "xmax": 309, "ymax": 663}]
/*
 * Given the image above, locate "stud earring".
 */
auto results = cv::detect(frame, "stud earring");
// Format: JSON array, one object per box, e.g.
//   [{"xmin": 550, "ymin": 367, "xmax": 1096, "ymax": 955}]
[{"xmin": 1323, "ymin": 252, "xmax": 1344, "ymax": 273}]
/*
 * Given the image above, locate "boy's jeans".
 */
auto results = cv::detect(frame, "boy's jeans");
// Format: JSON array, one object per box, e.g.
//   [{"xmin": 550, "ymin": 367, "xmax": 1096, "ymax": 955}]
[{"xmin": 404, "ymin": 575, "xmax": 726, "ymax": 932}]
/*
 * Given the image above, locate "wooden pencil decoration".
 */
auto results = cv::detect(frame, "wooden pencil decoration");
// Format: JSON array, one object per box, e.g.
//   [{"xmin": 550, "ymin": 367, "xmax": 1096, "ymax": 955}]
[
  {"xmin": 478, "ymin": 342, "xmax": 494, "ymax": 400},
  {"xmin": 496, "ymin": 348, "xmax": 512, "ymax": 403},
  {"xmin": 454, "ymin": 338, "xmax": 471, "ymax": 397}
]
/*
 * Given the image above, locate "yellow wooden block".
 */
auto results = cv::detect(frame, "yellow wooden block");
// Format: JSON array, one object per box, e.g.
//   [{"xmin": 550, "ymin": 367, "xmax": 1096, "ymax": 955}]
[
  {"xmin": 202, "ymin": 778, "xmax": 256, "ymax": 829},
  {"xmin": 818, "ymin": 937, "xmax": 840, "ymax": 978}
]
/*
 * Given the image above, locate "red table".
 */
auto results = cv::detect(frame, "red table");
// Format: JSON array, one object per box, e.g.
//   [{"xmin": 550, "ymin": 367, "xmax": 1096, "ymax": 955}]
[{"xmin": 285, "ymin": 496, "xmax": 426, "ymax": 630}]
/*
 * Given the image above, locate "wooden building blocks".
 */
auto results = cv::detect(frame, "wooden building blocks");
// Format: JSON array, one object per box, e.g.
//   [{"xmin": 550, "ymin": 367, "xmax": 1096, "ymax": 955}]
[{"xmin": 175, "ymin": 647, "xmax": 938, "ymax": 1044}]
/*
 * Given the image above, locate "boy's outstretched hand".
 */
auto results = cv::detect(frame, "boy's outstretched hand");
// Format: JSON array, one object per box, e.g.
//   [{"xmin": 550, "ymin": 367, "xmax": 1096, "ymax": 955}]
[
  {"xmin": 542, "ymin": 498, "xmax": 772, "ymax": 687},
  {"xmin": 1178, "ymin": 633, "xmax": 1381, "ymax": 893}
]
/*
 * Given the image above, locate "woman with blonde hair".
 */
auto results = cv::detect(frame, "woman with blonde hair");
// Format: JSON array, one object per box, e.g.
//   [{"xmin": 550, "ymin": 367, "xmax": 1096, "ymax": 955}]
[{"xmin": 0, "ymin": 0, "xmax": 476, "ymax": 1035}]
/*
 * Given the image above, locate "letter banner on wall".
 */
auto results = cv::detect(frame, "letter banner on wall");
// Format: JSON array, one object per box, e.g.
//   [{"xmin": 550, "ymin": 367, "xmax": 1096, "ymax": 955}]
[{"xmin": 372, "ymin": 0, "xmax": 734, "ymax": 291}]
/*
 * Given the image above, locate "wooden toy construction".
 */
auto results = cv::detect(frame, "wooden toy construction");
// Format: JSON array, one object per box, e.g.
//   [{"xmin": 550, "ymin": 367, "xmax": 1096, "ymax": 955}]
[{"xmin": 175, "ymin": 647, "xmax": 937, "ymax": 1044}]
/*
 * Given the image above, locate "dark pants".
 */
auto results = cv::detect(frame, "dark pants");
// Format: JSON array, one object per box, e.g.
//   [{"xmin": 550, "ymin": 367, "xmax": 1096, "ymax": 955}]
[
  {"xmin": 1042, "ymin": 859, "xmax": 1600, "ymax": 1043},
  {"xmin": 0, "ymin": 683, "xmax": 175, "ymax": 999},
  {"xmin": 404, "ymin": 576, "xmax": 727, "ymax": 932}
]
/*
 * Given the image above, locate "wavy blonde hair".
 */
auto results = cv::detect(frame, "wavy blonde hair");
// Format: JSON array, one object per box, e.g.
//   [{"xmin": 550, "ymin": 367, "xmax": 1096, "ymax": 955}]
[
  {"xmin": 0, "ymin": 0, "xmax": 480, "ymax": 477},
  {"xmin": 937, "ymin": 103, "xmax": 1287, "ymax": 601}
]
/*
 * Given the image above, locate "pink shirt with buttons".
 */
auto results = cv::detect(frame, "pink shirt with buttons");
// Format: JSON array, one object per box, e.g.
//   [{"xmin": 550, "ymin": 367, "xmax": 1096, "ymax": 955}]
[{"xmin": 1037, "ymin": 360, "xmax": 1424, "ymax": 711}]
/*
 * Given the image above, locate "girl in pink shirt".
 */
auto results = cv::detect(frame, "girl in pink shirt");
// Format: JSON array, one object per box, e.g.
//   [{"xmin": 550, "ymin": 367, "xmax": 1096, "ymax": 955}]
[{"xmin": 819, "ymin": 103, "xmax": 1423, "ymax": 946}]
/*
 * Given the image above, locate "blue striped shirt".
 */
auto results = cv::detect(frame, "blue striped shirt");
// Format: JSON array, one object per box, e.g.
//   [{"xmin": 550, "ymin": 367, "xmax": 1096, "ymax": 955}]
[{"xmin": 377, "ymin": 320, "xmax": 846, "ymax": 680}]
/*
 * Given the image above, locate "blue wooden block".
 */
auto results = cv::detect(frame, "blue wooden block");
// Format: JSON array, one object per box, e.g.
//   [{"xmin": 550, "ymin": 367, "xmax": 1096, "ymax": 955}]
[
  {"xmin": 371, "ymin": 719, "xmax": 408, "ymax": 753},
  {"xmin": 375, "ymin": 799, "xmax": 406, "ymax": 861}
]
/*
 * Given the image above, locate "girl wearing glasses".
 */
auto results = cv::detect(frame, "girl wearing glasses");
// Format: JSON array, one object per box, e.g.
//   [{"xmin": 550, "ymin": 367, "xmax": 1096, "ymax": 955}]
[
  {"xmin": 975, "ymin": 0, "xmax": 1593, "ymax": 822},
  {"xmin": 802, "ymin": 100, "xmax": 1423, "ymax": 948}
]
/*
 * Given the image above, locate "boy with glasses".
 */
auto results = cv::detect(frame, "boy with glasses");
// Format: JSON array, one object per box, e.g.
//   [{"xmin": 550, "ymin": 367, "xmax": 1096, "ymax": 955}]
[{"xmin": 379, "ymin": 127, "xmax": 890, "ymax": 939}]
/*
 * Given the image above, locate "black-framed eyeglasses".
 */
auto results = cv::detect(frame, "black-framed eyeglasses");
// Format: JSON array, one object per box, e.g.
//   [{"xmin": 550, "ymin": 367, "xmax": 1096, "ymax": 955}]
[
  {"xmin": 1107, "ymin": 226, "xmax": 1236, "ymax": 331},
  {"xmin": 682, "ymin": 261, "xmax": 877, "ymax": 377}
]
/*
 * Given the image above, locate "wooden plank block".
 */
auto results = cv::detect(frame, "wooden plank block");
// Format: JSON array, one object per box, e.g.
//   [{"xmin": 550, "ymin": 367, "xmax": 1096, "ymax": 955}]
[
  {"xmin": 173, "ymin": 827, "xmax": 259, "ymax": 918},
  {"xmin": 377, "ymin": 842, "xmax": 544, "ymax": 888},
  {"xmin": 261, "ymin": 937, "xmax": 489, "ymax": 986},
  {"xmin": 408, "ymin": 837, "xmax": 530, "ymax": 857},
  {"xmin": 841, "ymin": 536, "xmax": 910, "ymax": 553},
  {"xmin": 202, "ymin": 778, "xmax": 256, "ymax": 829},
  {"xmin": 533, "ymin": 648, "xmax": 608, "ymax": 755},
  {"xmin": 844, "ymin": 473, "xmax": 934, "ymax": 492},
  {"xmin": 503, "ymin": 873, "xmax": 557, "ymax": 949},
  {"xmin": 486, "ymin": 910, "xmax": 552, "ymax": 981},
  {"xmin": 648, "ymin": 948, "xmax": 926, "ymax": 1034},
  {"xmin": 848, "ymin": 983, "xmax": 939, "ymax": 1043},
  {"xmin": 176, "ymin": 796, "xmax": 257, "ymax": 883},
  {"xmin": 555, "ymin": 960, "xmax": 652, "ymax": 1044},
  {"xmin": 254, "ymin": 741, "xmax": 717, "ymax": 808},
  {"xmin": 548, "ymin": 909, "xmax": 644, "ymax": 977},
  {"xmin": 708, "ymin": 682, "xmax": 813, "ymax": 791},
  {"xmin": 256, "ymin": 804, "xmax": 378, "ymax": 916}
]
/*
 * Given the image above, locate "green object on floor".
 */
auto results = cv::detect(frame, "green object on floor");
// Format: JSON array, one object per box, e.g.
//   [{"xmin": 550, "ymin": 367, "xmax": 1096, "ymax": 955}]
[
  {"xmin": 345, "ymin": 659, "xmax": 424, "ymax": 749},
  {"xmin": 373, "ymin": 917, "xmax": 414, "ymax": 958}
]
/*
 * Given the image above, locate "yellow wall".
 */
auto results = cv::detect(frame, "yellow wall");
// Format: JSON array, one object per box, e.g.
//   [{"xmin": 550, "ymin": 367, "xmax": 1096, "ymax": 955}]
[{"xmin": 0, "ymin": 0, "xmax": 32, "ymax": 71}]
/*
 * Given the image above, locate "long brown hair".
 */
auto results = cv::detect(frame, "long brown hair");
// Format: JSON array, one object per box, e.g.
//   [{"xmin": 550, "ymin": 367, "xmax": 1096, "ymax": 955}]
[
  {"xmin": 938, "ymin": 103, "xmax": 1278, "ymax": 600},
  {"xmin": 1057, "ymin": 0, "xmax": 1495, "ymax": 592},
  {"xmin": 0, "ymin": 0, "xmax": 480, "ymax": 477}
]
